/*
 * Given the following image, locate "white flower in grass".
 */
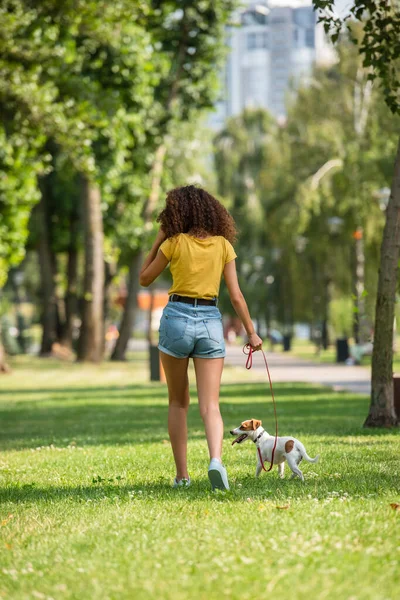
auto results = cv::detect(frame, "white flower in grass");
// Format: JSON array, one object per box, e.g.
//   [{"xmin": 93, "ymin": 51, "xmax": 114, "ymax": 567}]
[{"xmin": 240, "ymin": 556, "xmax": 255, "ymax": 565}]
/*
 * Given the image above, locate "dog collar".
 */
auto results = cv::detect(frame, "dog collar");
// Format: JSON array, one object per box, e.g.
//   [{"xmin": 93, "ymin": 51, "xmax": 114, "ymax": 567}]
[{"xmin": 253, "ymin": 431, "xmax": 265, "ymax": 444}]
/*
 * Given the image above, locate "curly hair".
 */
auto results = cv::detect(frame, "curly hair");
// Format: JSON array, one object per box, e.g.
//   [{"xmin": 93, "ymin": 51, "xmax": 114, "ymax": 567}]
[{"xmin": 156, "ymin": 185, "xmax": 237, "ymax": 243}]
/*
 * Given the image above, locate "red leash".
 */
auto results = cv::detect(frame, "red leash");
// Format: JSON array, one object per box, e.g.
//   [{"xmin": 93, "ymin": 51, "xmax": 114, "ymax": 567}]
[{"xmin": 243, "ymin": 344, "xmax": 278, "ymax": 472}]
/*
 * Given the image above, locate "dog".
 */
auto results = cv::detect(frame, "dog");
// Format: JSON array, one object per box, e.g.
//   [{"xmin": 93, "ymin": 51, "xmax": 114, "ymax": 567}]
[{"xmin": 230, "ymin": 419, "xmax": 319, "ymax": 481}]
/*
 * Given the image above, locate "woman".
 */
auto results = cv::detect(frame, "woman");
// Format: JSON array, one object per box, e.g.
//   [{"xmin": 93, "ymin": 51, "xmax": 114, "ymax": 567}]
[{"xmin": 139, "ymin": 185, "xmax": 262, "ymax": 490}]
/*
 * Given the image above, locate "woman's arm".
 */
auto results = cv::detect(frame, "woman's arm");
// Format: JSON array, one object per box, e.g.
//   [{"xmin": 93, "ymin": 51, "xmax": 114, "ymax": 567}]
[
  {"xmin": 139, "ymin": 229, "xmax": 169, "ymax": 287},
  {"xmin": 223, "ymin": 260, "xmax": 262, "ymax": 350}
]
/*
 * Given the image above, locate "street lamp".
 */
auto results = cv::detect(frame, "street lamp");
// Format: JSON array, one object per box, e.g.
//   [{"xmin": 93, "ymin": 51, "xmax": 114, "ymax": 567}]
[{"xmin": 325, "ymin": 217, "xmax": 346, "ymax": 356}]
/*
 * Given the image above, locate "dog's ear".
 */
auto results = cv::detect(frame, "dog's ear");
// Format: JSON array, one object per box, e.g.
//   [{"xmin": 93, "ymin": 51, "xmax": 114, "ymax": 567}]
[{"xmin": 251, "ymin": 419, "xmax": 262, "ymax": 430}]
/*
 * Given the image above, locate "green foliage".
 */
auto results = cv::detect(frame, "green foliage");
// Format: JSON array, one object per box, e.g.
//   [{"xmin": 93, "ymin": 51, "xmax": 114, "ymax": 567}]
[
  {"xmin": 1, "ymin": 0, "xmax": 236, "ymax": 289},
  {"xmin": 214, "ymin": 39, "xmax": 399, "ymax": 331},
  {"xmin": 0, "ymin": 128, "xmax": 46, "ymax": 285},
  {"xmin": 0, "ymin": 315, "xmax": 20, "ymax": 354},
  {"xmin": 164, "ymin": 119, "xmax": 217, "ymax": 191},
  {"xmin": 148, "ymin": 1, "xmax": 237, "ymax": 121},
  {"xmin": 313, "ymin": 0, "xmax": 400, "ymax": 113},
  {"xmin": 0, "ymin": 1, "xmax": 158, "ymax": 286},
  {"xmin": 108, "ymin": 0, "xmax": 237, "ymax": 263},
  {"xmin": 330, "ymin": 296, "xmax": 354, "ymax": 338}
]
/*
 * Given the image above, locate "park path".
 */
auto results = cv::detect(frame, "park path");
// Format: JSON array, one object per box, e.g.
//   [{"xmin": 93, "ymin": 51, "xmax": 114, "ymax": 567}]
[
  {"xmin": 129, "ymin": 339, "xmax": 371, "ymax": 395},
  {"xmin": 224, "ymin": 344, "xmax": 371, "ymax": 395}
]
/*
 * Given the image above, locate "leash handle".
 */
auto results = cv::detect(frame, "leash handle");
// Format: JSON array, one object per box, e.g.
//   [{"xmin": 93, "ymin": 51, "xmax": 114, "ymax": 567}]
[{"xmin": 243, "ymin": 344, "xmax": 278, "ymax": 472}]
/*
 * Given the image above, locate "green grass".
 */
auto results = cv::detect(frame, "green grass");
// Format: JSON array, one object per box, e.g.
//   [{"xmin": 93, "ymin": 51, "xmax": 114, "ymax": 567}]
[
  {"xmin": 280, "ymin": 338, "xmax": 338, "ymax": 363},
  {"xmin": 1, "ymin": 357, "xmax": 399, "ymax": 600}
]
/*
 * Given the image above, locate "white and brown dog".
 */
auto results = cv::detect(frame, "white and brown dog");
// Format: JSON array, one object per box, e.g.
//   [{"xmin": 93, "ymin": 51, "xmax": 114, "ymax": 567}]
[{"xmin": 230, "ymin": 419, "xmax": 319, "ymax": 481}]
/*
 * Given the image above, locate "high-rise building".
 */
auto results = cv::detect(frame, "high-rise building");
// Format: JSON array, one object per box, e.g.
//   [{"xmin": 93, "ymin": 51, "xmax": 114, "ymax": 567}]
[{"xmin": 210, "ymin": 1, "xmax": 334, "ymax": 128}]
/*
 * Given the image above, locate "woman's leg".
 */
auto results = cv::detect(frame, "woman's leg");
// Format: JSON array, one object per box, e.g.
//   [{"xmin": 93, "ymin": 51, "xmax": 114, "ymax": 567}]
[
  {"xmin": 160, "ymin": 351, "xmax": 190, "ymax": 480},
  {"xmin": 193, "ymin": 357, "xmax": 224, "ymax": 461}
]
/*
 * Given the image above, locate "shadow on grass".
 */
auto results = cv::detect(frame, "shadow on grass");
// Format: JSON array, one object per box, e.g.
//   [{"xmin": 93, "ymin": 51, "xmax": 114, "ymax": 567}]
[
  {"xmin": 1, "ymin": 467, "xmax": 398, "ymax": 505},
  {"xmin": 0, "ymin": 382, "xmax": 338, "ymax": 398},
  {"xmin": 0, "ymin": 381, "xmax": 386, "ymax": 451}
]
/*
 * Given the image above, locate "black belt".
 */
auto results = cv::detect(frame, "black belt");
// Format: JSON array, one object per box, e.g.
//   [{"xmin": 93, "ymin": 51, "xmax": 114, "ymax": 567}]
[{"xmin": 170, "ymin": 294, "xmax": 217, "ymax": 306}]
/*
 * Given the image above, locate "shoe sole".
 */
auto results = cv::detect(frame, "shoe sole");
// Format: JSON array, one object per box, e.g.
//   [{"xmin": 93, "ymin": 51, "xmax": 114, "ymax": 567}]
[{"xmin": 208, "ymin": 468, "xmax": 229, "ymax": 491}]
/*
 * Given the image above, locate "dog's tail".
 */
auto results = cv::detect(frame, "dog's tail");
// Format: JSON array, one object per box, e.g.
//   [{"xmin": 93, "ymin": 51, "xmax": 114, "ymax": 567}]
[{"xmin": 297, "ymin": 442, "xmax": 319, "ymax": 463}]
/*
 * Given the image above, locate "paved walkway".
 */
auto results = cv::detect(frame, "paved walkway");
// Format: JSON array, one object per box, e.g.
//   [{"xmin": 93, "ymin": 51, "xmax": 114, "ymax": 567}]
[
  {"xmin": 130, "ymin": 339, "xmax": 371, "ymax": 395},
  {"xmin": 224, "ymin": 345, "xmax": 371, "ymax": 395}
]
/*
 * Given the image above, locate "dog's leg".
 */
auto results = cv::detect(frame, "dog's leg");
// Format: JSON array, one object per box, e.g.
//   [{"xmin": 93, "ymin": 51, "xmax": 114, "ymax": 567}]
[
  {"xmin": 286, "ymin": 455, "xmax": 304, "ymax": 482},
  {"xmin": 255, "ymin": 461, "xmax": 262, "ymax": 478},
  {"xmin": 278, "ymin": 462, "xmax": 285, "ymax": 479}
]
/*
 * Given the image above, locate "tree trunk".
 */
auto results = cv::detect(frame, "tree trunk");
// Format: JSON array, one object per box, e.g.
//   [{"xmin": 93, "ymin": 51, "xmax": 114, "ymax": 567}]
[
  {"xmin": 103, "ymin": 260, "xmax": 117, "ymax": 356},
  {"xmin": 35, "ymin": 188, "xmax": 58, "ymax": 355},
  {"xmin": 111, "ymin": 144, "xmax": 167, "ymax": 361},
  {"xmin": 352, "ymin": 229, "xmax": 367, "ymax": 345},
  {"xmin": 77, "ymin": 176, "xmax": 104, "ymax": 363},
  {"xmin": 110, "ymin": 14, "xmax": 190, "ymax": 363},
  {"xmin": 61, "ymin": 209, "xmax": 79, "ymax": 348},
  {"xmin": 0, "ymin": 322, "xmax": 10, "ymax": 373},
  {"xmin": 111, "ymin": 250, "xmax": 142, "ymax": 361},
  {"xmin": 364, "ymin": 136, "xmax": 400, "ymax": 427},
  {"xmin": 310, "ymin": 257, "xmax": 321, "ymax": 348},
  {"xmin": 322, "ymin": 277, "xmax": 331, "ymax": 350},
  {"xmin": 351, "ymin": 242, "xmax": 360, "ymax": 344}
]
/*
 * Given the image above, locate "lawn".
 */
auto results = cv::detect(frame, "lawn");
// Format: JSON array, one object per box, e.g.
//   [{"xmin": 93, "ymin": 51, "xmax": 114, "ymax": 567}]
[{"xmin": 0, "ymin": 357, "xmax": 399, "ymax": 600}]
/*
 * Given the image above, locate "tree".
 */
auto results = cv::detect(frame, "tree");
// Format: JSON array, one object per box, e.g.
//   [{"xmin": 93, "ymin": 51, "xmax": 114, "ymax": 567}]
[
  {"xmin": 111, "ymin": 0, "xmax": 236, "ymax": 361},
  {"xmin": 285, "ymin": 40, "xmax": 398, "ymax": 348},
  {"xmin": 313, "ymin": 0, "xmax": 400, "ymax": 426},
  {"xmin": 214, "ymin": 109, "xmax": 278, "ymax": 327},
  {"xmin": 0, "ymin": 1, "xmax": 55, "ymax": 368},
  {"xmin": 1, "ymin": 1, "xmax": 160, "ymax": 363},
  {"xmin": 213, "ymin": 40, "xmax": 398, "ymax": 351}
]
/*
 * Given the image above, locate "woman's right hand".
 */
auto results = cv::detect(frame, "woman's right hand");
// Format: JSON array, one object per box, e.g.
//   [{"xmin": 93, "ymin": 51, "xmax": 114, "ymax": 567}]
[
  {"xmin": 155, "ymin": 227, "xmax": 167, "ymax": 245},
  {"xmin": 248, "ymin": 332, "xmax": 262, "ymax": 351}
]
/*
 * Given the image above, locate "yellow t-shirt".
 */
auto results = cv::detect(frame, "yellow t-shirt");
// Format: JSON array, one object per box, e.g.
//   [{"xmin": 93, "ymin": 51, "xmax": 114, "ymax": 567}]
[{"xmin": 160, "ymin": 233, "xmax": 237, "ymax": 299}]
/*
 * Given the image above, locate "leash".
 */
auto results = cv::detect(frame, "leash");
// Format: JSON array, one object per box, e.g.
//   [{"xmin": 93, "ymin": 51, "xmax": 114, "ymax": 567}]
[{"xmin": 243, "ymin": 343, "xmax": 278, "ymax": 472}]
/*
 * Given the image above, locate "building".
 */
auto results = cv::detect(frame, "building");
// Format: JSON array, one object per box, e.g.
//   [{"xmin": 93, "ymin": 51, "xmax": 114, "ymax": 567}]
[{"xmin": 210, "ymin": 1, "xmax": 335, "ymax": 128}]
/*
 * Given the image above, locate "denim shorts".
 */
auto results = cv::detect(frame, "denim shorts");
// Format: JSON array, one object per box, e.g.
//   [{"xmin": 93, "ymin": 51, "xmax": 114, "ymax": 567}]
[{"xmin": 158, "ymin": 301, "xmax": 225, "ymax": 359}]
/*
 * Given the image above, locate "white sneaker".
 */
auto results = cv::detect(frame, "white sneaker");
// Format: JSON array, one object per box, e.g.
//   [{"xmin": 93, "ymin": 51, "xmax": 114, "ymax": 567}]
[
  {"xmin": 173, "ymin": 477, "xmax": 191, "ymax": 488},
  {"xmin": 208, "ymin": 458, "xmax": 230, "ymax": 491}
]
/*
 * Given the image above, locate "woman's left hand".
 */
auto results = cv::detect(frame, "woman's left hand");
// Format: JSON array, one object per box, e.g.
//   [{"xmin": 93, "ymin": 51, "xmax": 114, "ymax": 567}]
[{"xmin": 248, "ymin": 332, "xmax": 262, "ymax": 351}]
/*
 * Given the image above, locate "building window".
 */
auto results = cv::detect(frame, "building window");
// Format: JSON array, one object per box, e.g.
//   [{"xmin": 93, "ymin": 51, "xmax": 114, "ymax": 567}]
[
  {"xmin": 247, "ymin": 32, "xmax": 256, "ymax": 49},
  {"xmin": 305, "ymin": 28, "xmax": 314, "ymax": 48},
  {"xmin": 247, "ymin": 32, "xmax": 257, "ymax": 49},
  {"xmin": 247, "ymin": 31, "xmax": 268, "ymax": 50}
]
